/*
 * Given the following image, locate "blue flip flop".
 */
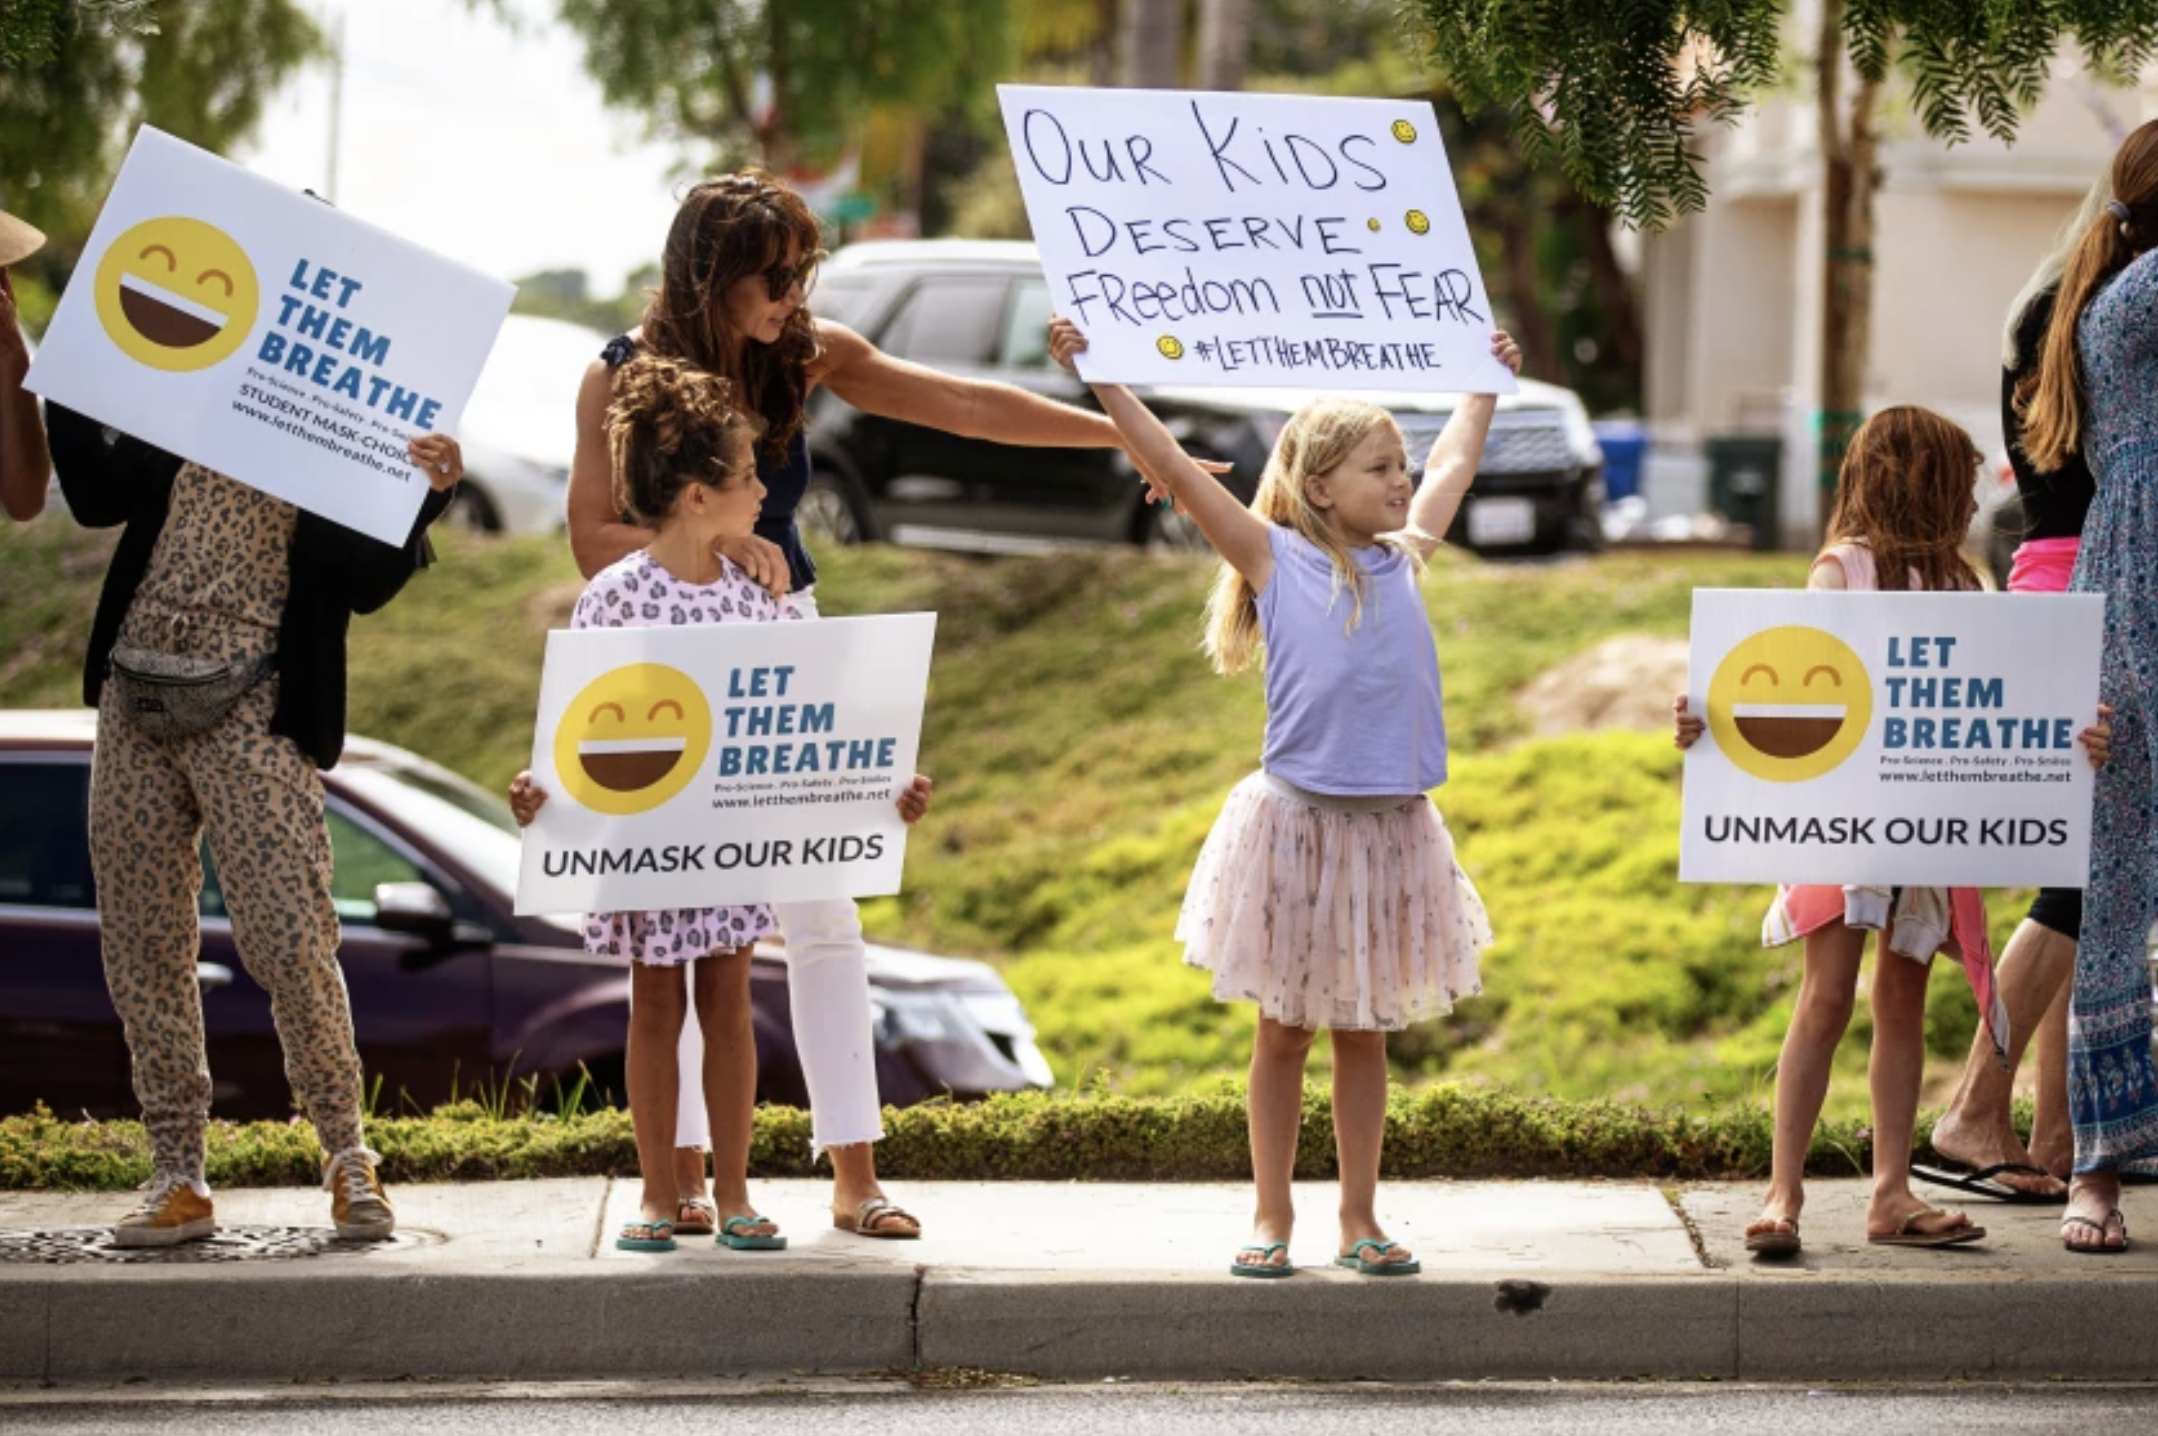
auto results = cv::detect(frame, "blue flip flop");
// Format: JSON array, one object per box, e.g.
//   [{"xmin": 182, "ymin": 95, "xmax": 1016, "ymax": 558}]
[
  {"xmin": 1335, "ymin": 1238, "xmax": 1420, "ymax": 1276},
  {"xmin": 719, "ymin": 1214, "xmax": 788, "ymax": 1251},
  {"xmin": 615, "ymin": 1218, "xmax": 676, "ymax": 1253},
  {"xmin": 1229, "ymin": 1241, "xmax": 1295, "ymax": 1278}
]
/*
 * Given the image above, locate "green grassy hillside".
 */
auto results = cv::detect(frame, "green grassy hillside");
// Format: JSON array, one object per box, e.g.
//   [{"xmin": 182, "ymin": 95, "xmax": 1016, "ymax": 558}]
[{"xmin": 1, "ymin": 518, "xmax": 2022, "ymax": 1116}]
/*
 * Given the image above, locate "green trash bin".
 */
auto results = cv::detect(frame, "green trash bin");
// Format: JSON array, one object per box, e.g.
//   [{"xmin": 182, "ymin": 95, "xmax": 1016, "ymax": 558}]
[{"xmin": 1704, "ymin": 435, "xmax": 1783, "ymax": 551}]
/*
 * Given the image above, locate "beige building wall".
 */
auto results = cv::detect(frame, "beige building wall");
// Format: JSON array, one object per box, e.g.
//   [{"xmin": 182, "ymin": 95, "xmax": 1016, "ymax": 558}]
[{"xmin": 1637, "ymin": 43, "xmax": 2145, "ymax": 548}]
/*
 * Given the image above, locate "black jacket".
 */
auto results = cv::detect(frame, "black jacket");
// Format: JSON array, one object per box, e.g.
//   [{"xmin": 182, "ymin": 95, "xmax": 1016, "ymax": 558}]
[{"xmin": 47, "ymin": 403, "xmax": 454, "ymax": 770}]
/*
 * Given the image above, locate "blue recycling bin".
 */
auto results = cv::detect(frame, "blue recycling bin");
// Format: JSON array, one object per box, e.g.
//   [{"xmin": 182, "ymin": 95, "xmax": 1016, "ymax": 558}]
[{"xmin": 1592, "ymin": 419, "xmax": 1647, "ymax": 502}]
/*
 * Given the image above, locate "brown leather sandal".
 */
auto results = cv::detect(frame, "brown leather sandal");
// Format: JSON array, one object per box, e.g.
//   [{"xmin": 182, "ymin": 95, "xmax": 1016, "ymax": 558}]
[
  {"xmin": 674, "ymin": 1197, "xmax": 717, "ymax": 1236},
  {"xmin": 833, "ymin": 1196, "xmax": 921, "ymax": 1240}
]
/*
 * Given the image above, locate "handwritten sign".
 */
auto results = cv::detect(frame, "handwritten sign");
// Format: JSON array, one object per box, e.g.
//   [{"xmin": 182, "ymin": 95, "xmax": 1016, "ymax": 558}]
[
  {"xmin": 26, "ymin": 126, "xmax": 513, "ymax": 545},
  {"xmin": 515, "ymin": 614, "xmax": 937, "ymax": 915},
  {"xmin": 1680, "ymin": 590, "xmax": 2104, "ymax": 887},
  {"xmin": 997, "ymin": 85, "xmax": 1514, "ymax": 393}
]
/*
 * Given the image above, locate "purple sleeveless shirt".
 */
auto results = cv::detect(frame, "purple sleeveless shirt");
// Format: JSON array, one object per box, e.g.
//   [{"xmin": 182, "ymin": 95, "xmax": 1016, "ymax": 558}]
[{"xmin": 1257, "ymin": 525, "xmax": 1448, "ymax": 796}]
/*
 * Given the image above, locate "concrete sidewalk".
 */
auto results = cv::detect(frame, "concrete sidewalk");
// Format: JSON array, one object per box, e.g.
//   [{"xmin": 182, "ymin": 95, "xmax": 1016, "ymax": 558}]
[{"xmin": 2, "ymin": 1179, "xmax": 2155, "ymax": 1385}]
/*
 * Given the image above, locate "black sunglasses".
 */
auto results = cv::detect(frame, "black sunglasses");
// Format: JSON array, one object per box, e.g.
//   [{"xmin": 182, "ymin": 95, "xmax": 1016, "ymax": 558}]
[{"xmin": 762, "ymin": 253, "xmax": 820, "ymax": 301}]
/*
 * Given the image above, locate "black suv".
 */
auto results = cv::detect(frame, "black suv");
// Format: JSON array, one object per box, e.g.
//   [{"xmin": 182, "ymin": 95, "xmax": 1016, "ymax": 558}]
[{"xmin": 802, "ymin": 240, "xmax": 1607, "ymax": 556}]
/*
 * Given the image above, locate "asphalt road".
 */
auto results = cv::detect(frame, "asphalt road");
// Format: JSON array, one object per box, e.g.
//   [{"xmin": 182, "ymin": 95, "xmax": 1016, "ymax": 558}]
[{"xmin": 6, "ymin": 1383, "xmax": 2158, "ymax": 1435}]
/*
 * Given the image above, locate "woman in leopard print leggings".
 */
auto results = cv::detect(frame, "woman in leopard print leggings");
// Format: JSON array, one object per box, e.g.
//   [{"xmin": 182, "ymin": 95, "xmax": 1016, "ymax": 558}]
[{"xmin": 48, "ymin": 404, "xmax": 462, "ymax": 1247}]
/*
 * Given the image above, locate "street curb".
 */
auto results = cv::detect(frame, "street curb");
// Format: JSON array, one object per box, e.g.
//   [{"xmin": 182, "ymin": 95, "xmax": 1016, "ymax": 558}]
[
  {"xmin": 0, "ymin": 1265, "xmax": 917, "ymax": 1382},
  {"xmin": 7, "ymin": 1267, "xmax": 2158, "ymax": 1383}
]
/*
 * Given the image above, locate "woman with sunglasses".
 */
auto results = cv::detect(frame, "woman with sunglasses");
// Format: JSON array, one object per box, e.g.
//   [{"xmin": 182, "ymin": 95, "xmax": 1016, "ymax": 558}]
[{"xmin": 567, "ymin": 172, "xmax": 1149, "ymax": 1241}]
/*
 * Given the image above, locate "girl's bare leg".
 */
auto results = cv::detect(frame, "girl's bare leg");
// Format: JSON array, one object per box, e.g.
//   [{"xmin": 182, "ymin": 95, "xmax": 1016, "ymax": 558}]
[
  {"xmin": 694, "ymin": 950, "xmax": 777, "ymax": 1240},
  {"xmin": 1240, "ymin": 1017, "xmax": 1314, "ymax": 1271},
  {"xmin": 626, "ymin": 964, "xmax": 687, "ymax": 1227},
  {"xmin": 1751, "ymin": 922, "xmax": 1865, "ymax": 1241},
  {"xmin": 1331, "ymin": 1027, "xmax": 1411, "ymax": 1267},
  {"xmin": 1867, "ymin": 943, "xmax": 1972, "ymax": 1237}
]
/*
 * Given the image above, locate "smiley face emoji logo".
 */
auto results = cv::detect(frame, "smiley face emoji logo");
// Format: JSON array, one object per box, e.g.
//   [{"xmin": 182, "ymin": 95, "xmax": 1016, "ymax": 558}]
[
  {"xmin": 1706, "ymin": 626, "xmax": 1873, "ymax": 782},
  {"xmin": 553, "ymin": 664, "xmax": 712, "ymax": 815},
  {"xmin": 1156, "ymin": 335, "xmax": 1184, "ymax": 360},
  {"xmin": 1405, "ymin": 210, "xmax": 1431, "ymax": 236},
  {"xmin": 94, "ymin": 217, "xmax": 259, "ymax": 373},
  {"xmin": 1391, "ymin": 120, "xmax": 1418, "ymax": 144}
]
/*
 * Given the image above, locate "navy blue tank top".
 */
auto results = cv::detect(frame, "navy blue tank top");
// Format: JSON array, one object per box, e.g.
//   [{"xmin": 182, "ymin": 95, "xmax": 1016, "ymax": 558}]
[{"xmin": 601, "ymin": 335, "xmax": 816, "ymax": 592}]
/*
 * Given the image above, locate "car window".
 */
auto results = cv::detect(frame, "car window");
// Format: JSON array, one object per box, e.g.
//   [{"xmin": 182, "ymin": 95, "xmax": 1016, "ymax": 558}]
[
  {"xmin": 325, "ymin": 808, "xmax": 427, "ymax": 925},
  {"xmin": 882, "ymin": 278, "xmax": 1007, "ymax": 366},
  {"xmin": 0, "ymin": 761, "xmax": 95, "ymax": 909},
  {"xmin": 998, "ymin": 278, "xmax": 1057, "ymax": 370}
]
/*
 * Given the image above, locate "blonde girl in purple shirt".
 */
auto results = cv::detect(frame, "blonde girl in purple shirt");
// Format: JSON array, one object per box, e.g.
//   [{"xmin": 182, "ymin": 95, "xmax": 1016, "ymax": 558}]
[{"xmin": 1050, "ymin": 318, "xmax": 1521, "ymax": 1278}]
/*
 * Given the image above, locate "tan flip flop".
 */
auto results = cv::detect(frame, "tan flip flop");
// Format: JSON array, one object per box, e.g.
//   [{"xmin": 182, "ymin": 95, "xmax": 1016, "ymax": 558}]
[
  {"xmin": 834, "ymin": 1196, "xmax": 921, "ymax": 1240},
  {"xmin": 1744, "ymin": 1218, "xmax": 1801, "ymax": 1255},
  {"xmin": 674, "ymin": 1196, "xmax": 716, "ymax": 1236},
  {"xmin": 1869, "ymin": 1207, "xmax": 1985, "ymax": 1248}
]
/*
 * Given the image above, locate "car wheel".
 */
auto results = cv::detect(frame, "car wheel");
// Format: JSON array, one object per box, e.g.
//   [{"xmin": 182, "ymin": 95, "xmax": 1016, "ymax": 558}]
[
  {"xmin": 445, "ymin": 483, "xmax": 501, "ymax": 535},
  {"xmin": 799, "ymin": 467, "xmax": 870, "ymax": 547}
]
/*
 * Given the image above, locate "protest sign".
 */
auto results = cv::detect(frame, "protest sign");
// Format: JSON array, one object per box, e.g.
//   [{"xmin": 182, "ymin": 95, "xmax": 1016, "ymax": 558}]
[
  {"xmin": 1680, "ymin": 590, "xmax": 2104, "ymax": 887},
  {"xmin": 515, "ymin": 614, "xmax": 937, "ymax": 915},
  {"xmin": 997, "ymin": 85, "xmax": 1515, "ymax": 393},
  {"xmin": 26, "ymin": 126, "xmax": 513, "ymax": 546}
]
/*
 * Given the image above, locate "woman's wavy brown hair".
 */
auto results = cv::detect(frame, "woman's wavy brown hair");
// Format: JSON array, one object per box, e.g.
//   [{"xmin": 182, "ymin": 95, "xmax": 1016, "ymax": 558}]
[
  {"xmin": 2016, "ymin": 118, "xmax": 2158, "ymax": 472},
  {"xmin": 1823, "ymin": 405, "xmax": 1981, "ymax": 593},
  {"xmin": 606, "ymin": 354, "xmax": 764, "ymax": 523},
  {"xmin": 640, "ymin": 170, "xmax": 824, "ymax": 465}
]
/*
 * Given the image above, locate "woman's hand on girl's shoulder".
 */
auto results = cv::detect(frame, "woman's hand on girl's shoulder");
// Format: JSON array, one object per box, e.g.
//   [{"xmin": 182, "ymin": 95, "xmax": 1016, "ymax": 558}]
[
  {"xmin": 1673, "ymin": 695, "xmax": 1705, "ymax": 750},
  {"xmin": 896, "ymin": 774, "xmax": 932, "ymax": 825},
  {"xmin": 715, "ymin": 532, "xmax": 789, "ymax": 597},
  {"xmin": 2081, "ymin": 704, "xmax": 2115, "ymax": 769},
  {"xmin": 509, "ymin": 772, "xmax": 548, "ymax": 827}
]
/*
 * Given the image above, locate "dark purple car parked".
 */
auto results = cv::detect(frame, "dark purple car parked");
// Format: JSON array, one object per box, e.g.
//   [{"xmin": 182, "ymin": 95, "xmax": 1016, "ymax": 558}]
[{"xmin": 0, "ymin": 711, "xmax": 1053, "ymax": 1120}]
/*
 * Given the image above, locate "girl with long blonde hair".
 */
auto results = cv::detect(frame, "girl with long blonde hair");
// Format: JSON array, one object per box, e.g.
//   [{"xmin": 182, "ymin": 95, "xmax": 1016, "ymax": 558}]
[{"xmin": 1051, "ymin": 316, "xmax": 1518, "ymax": 1279}]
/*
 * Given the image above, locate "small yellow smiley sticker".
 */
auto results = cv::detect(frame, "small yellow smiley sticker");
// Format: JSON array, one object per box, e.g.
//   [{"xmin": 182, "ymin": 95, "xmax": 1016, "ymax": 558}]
[
  {"xmin": 1367, "ymin": 218, "xmax": 1381, "ymax": 232},
  {"xmin": 1705, "ymin": 626, "xmax": 1873, "ymax": 783},
  {"xmin": 1405, "ymin": 210, "xmax": 1431, "ymax": 236},
  {"xmin": 553, "ymin": 663, "xmax": 713, "ymax": 815},
  {"xmin": 1156, "ymin": 335, "xmax": 1184, "ymax": 360},
  {"xmin": 94, "ymin": 217, "xmax": 260, "ymax": 373},
  {"xmin": 1391, "ymin": 120, "xmax": 1418, "ymax": 144}
]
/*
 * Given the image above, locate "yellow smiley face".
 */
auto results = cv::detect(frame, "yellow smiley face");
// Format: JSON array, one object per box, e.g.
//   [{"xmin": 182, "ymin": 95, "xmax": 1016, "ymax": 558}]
[
  {"xmin": 94, "ymin": 217, "xmax": 260, "ymax": 373},
  {"xmin": 1156, "ymin": 335, "xmax": 1184, "ymax": 360},
  {"xmin": 553, "ymin": 664, "xmax": 712, "ymax": 815},
  {"xmin": 1367, "ymin": 218, "xmax": 1381, "ymax": 232},
  {"xmin": 1706, "ymin": 626, "xmax": 1873, "ymax": 782},
  {"xmin": 1391, "ymin": 120, "xmax": 1418, "ymax": 144},
  {"xmin": 1405, "ymin": 210, "xmax": 1431, "ymax": 236}
]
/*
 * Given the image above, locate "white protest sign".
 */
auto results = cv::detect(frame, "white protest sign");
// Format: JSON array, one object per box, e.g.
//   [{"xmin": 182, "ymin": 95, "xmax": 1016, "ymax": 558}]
[
  {"xmin": 1680, "ymin": 590, "xmax": 2104, "ymax": 887},
  {"xmin": 998, "ymin": 85, "xmax": 1514, "ymax": 393},
  {"xmin": 26, "ymin": 126, "xmax": 513, "ymax": 545},
  {"xmin": 516, "ymin": 614, "xmax": 937, "ymax": 915}
]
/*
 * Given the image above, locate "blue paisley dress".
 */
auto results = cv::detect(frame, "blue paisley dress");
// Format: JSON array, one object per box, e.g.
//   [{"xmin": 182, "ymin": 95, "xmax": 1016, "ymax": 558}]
[
  {"xmin": 573, "ymin": 550, "xmax": 803, "ymax": 966},
  {"xmin": 2066, "ymin": 248, "xmax": 2158, "ymax": 1176}
]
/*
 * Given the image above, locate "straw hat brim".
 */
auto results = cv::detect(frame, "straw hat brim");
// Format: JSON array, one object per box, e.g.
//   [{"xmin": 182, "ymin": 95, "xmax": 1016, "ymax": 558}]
[{"xmin": 0, "ymin": 210, "xmax": 47, "ymax": 268}]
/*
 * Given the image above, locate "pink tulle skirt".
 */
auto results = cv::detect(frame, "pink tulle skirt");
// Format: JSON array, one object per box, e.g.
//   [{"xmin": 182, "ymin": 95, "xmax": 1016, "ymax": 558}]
[{"xmin": 1175, "ymin": 772, "xmax": 1491, "ymax": 1031}]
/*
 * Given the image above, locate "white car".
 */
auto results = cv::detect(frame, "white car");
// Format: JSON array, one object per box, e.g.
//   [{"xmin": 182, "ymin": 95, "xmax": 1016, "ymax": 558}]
[{"xmin": 447, "ymin": 314, "xmax": 610, "ymax": 535}]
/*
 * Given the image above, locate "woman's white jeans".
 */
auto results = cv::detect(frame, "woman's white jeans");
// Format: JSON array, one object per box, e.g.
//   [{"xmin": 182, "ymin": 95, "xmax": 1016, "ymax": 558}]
[{"xmin": 672, "ymin": 588, "xmax": 885, "ymax": 1158}]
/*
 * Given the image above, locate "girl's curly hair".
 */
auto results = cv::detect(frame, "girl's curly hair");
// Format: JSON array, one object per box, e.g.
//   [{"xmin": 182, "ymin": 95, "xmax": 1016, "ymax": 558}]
[{"xmin": 606, "ymin": 353, "xmax": 765, "ymax": 522}]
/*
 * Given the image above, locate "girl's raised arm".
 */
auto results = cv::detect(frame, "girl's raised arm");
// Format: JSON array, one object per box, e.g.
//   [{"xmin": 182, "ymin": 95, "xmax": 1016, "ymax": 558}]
[
  {"xmin": 1402, "ymin": 331, "xmax": 1523, "ymax": 561},
  {"xmin": 1048, "ymin": 319, "xmax": 1273, "ymax": 588}
]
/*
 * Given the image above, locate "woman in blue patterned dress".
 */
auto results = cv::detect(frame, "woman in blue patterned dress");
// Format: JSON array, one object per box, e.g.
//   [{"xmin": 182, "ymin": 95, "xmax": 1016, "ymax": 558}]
[{"xmin": 2017, "ymin": 119, "xmax": 2158, "ymax": 1252}]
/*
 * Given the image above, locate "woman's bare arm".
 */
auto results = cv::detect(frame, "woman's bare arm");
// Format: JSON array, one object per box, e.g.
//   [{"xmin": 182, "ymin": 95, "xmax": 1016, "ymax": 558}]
[
  {"xmin": 566, "ymin": 359, "xmax": 651, "ymax": 580},
  {"xmin": 811, "ymin": 318, "xmax": 1124, "ymax": 448}
]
